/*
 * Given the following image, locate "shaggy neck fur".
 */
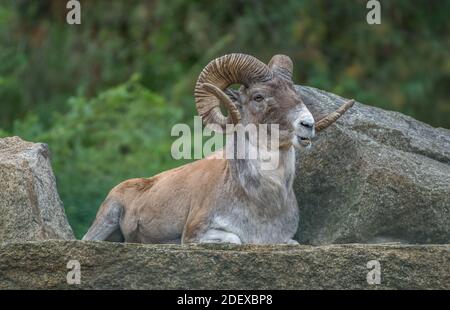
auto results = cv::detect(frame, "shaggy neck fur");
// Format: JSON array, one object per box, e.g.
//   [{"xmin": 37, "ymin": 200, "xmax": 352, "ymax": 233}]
[{"xmin": 226, "ymin": 134, "xmax": 296, "ymax": 213}]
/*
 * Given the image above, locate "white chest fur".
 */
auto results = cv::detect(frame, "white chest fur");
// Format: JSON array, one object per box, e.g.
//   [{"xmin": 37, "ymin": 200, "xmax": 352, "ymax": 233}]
[{"xmin": 211, "ymin": 147, "xmax": 299, "ymax": 243}]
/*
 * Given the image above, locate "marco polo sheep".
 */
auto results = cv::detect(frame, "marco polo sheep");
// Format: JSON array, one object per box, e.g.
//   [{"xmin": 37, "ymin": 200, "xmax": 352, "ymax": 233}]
[{"xmin": 83, "ymin": 53, "xmax": 354, "ymax": 244}]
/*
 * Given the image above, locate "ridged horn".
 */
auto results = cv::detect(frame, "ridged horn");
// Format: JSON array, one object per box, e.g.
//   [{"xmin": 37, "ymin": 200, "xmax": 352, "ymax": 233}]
[
  {"xmin": 315, "ymin": 99, "xmax": 355, "ymax": 132},
  {"xmin": 194, "ymin": 53, "xmax": 272, "ymax": 127}
]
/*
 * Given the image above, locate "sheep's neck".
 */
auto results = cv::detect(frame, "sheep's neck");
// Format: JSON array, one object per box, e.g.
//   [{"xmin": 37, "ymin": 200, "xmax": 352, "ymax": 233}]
[{"xmin": 226, "ymin": 136, "xmax": 296, "ymax": 208}]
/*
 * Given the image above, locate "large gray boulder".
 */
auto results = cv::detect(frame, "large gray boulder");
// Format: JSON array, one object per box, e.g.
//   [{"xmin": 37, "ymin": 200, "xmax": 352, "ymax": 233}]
[
  {"xmin": 0, "ymin": 136, "xmax": 74, "ymax": 242},
  {"xmin": 0, "ymin": 240, "xmax": 448, "ymax": 289},
  {"xmin": 295, "ymin": 86, "xmax": 450, "ymax": 245}
]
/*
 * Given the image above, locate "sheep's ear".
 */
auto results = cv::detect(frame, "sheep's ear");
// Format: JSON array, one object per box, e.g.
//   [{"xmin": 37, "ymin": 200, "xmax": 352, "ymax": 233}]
[{"xmin": 268, "ymin": 54, "xmax": 293, "ymax": 80}]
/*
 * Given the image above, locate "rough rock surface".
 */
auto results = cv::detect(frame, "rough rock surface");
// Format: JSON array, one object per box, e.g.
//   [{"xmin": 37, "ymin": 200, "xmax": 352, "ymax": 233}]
[
  {"xmin": 0, "ymin": 240, "xmax": 448, "ymax": 289},
  {"xmin": 295, "ymin": 86, "xmax": 450, "ymax": 245},
  {"xmin": 0, "ymin": 136, "xmax": 74, "ymax": 242}
]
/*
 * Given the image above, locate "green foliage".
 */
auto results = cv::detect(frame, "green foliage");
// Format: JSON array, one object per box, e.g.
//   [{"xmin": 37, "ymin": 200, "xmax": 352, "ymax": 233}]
[
  {"xmin": 5, "ymin": 77, "xmax": 184, "ymax": 237},
  {"xmin": 1, "ymin": 0, "xmax": 448, "ymax": 129}
]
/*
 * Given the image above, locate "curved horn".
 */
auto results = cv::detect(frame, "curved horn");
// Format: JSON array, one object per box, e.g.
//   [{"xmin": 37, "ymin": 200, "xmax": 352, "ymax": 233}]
[
  {"xmin": 315, "ymin": 99, "xmax": 355, "ymax": 132},
  {"xmin": 194, "ymin": 53, "xmax": 272, "ymax": 126},
  {"xmin": 268, "ymin": 54, "xmax": 293, "ymax": 80}
]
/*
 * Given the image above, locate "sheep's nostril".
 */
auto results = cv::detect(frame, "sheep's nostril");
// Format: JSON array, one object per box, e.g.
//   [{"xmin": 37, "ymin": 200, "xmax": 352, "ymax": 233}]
[{"xmin": 300, "ymin": 121, "xmax": 314, "ymax": 129}]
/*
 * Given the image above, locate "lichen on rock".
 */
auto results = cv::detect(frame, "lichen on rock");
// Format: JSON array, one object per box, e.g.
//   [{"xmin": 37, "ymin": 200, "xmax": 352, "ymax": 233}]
[
  {"xmin": 0, "ymin": 240, "xmax": 448, "ymax": 289},
  {"xmin": 295, "ymin": 86, "xmax": 450, "ymax": 245},
  {"xmin": 0, "ymin": 136, "xmax": 74, "ymax": 242}
]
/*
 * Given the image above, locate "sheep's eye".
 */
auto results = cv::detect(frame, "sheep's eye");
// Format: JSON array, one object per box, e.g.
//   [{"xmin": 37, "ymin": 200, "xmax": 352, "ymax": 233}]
[{"xmin": 253, "ymin": 94, "xmax": 264, "ymax": 102}]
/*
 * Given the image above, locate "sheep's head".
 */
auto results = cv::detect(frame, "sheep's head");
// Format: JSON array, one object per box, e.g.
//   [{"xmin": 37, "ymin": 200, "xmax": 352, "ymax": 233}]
[{"xmin": 194, "ymin": 53, "xmax": 353, "ymax": 149}]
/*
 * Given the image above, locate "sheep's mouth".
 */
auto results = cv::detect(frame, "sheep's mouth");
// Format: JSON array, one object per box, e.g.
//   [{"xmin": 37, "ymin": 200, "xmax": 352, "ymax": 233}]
[{"xmin": 297, "ymin": 136, "xmax": 312, "ymax": 147}]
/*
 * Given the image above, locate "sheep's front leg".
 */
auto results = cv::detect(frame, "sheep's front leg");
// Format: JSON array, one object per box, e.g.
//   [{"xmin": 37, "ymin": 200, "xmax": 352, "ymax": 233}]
[{"xmin": 199, "ymin": 229, "xmax": 242, "ymax": 244}]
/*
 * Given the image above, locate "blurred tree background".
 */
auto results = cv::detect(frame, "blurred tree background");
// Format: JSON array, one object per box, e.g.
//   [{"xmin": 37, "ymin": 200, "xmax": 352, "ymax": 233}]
[{"xmin": 0, "ymin": 0, "xmax": 448, "ymax": 237}]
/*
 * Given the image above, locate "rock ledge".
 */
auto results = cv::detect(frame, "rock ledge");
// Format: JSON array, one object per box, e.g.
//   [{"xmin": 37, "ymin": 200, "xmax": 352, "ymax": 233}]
[{"xmin": 0, "ymin": 240, "xmax": 448, "ymax": 289}]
